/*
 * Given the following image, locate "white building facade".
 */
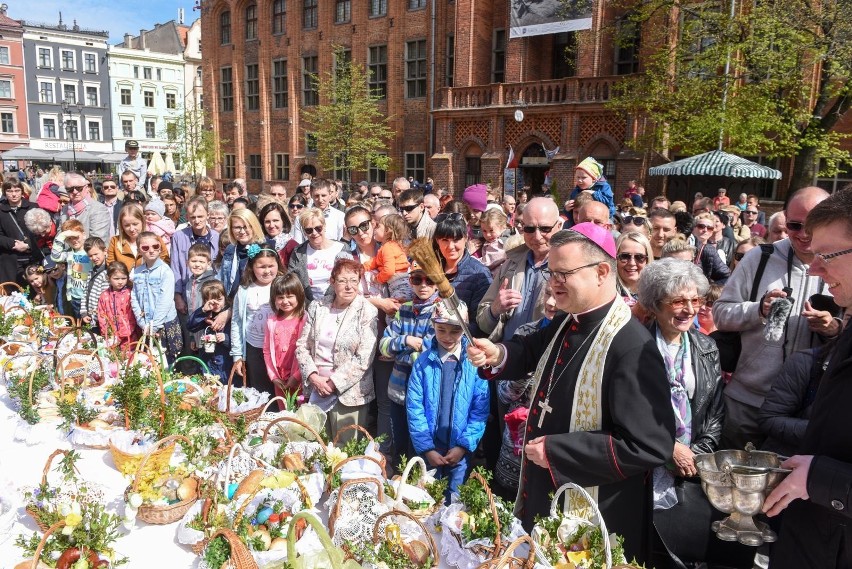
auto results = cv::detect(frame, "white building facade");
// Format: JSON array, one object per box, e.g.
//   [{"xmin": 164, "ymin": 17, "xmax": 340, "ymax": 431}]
[{"xmin": 106, "ymin": 44, "xmax": 185, "ymax": 160}]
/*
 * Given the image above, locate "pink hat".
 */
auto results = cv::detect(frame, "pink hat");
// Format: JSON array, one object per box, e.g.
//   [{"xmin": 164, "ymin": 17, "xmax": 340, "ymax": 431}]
[
  {"xmin": 569, "ymin": 222, "xmax": 616, "ymax": 259},
  {"xmin": 462, "ymin": 184, "xmax": 488, "ymax": 212}
]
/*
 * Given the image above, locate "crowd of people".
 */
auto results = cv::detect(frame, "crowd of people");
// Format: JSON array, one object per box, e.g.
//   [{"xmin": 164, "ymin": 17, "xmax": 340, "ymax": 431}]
[{"xmin": 1, "ymin": 157, "xmax": 850, "ymax": 568}]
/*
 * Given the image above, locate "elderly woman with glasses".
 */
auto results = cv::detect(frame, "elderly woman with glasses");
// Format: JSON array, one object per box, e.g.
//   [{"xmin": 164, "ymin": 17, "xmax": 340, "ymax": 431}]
[
  {"xmin": 296, "ymin": 258, "xmax": 378, "ymax": 444},
  {"xmin": 638, "ymin": 258, "xmax": 733, "ymax": 567},
  {"xmin": 218, "ymin": 209, "xmax": 269, "ymax": 297},
  {"xmin": 207, "ymin": 200, "xmax": 229, "ymax": 234},
  {"xmin": 288, "ymin": 207, "xmax": 345, "ymax": 304}
]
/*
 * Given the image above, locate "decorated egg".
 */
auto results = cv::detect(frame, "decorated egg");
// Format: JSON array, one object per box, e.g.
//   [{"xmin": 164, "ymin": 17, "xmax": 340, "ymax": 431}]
[
  {"xmin": 256, "ymin": 507, "xmax": 273, "ymax": 524},
  {"xmin": 249, "ymin": 436, "xmax": 263, "ymax": 446},
  {"xmin": 226, "ymin": 483, "xmax": 239, "ymax": 500}
]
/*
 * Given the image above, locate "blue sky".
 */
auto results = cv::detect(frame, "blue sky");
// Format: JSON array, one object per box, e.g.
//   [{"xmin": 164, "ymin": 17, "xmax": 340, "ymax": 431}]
[{"xmin": 9, "ymin": 0, "xmax": 200, "ymax": 44}]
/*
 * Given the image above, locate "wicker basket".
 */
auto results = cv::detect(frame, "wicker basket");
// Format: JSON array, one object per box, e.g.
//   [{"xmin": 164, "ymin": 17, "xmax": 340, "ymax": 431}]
[
  {"xmin": 57, "ymin": 348, "xmax": 106, "ymax": 387},
  {"xmin": 329, "ymin": 476, "xmax": 386, "ymax": 538},
  {"xmin": 21, "ymin": 520, "xmax": 64, "ymax": 569},
  {"xmin": 127, "ymin": 435, "xmax": 199, "ymax": 525},
  {"xmin": 327, "ymin": 454, "xmax": 387, "ymax": 492},
  {"xmin": 372, "ymin": 510, "xmax": 439, "ymax": 569},
  {"xmin": 452, "ymin": 470, "xmax": 504, "ymax": 561},
  {"xmin": 475, "ymin": 536, "xmax": 536, "ymax": 569},
  {"xmin": 262, "ymin": 415, "xmax": 328, "ymax": 449},
  {"xmin": 206, "ymin": 528, "xmax": 259, "ymax": 569},
  {"xmin": 333, "ymin": 424, "xmax": 387, "ymax": 470},
  {"xmin": 208, "ymin": 366, "xmax": 266, "ymax": 424},
  {"xmin": 163, "ymin": 378, "xmax": 206, "ymax": 408},
  {"xmin": 109, "ymin": 436, "xmax": 175, "ymax": 480},
  {"xmin": 286, "ymin": 511, "xmax": 348, "ymax": 569},
  {"xmin": 25, "ymin": 450, "xmax": 75, "ymax": 532},
  {"xmin": 0, "ymin": 281, "xmax": 24, "ymax": 295},
  {"xmin": 392, "ymin": 456, "xmax": 441, "ymax": 520},
  {"xmin": 51, "ymin": 326, "xmax": 98, "ymax": 363}
]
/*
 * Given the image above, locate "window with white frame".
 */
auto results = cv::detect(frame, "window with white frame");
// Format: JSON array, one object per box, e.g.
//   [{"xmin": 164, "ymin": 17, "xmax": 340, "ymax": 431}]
[
  {"xmin": 60, "ymin": 49, "xmax": 75, "ymax": 71},
  {"xmin": 85, "ymin": 86, "xmax": 98, "ymax": 106},
  {"xmin": 65, "ymin": 119, "xmax": 79, "ymax": 140},
  {"xmin": 120, "ymin": 88, "xmax": 131, "ymax": 105},
  {"xmin": 166, "ymin": 92, "xmax": 176, "ymax": 109},
  {"xmin": 40, "ymin": 81, "xmax": 54, "ymax": 103},
  {"xmin": 87, "ymin": 120, "xmax": 101, "ymax": 141},
  {"xmin": 38, "ymin": 47, "xmax": 52, "ymax": 68},
  {"xmin": 144, "ymin": 90, "xmax": 154, "ymax": 107},
  {"xmin": 43, "ymin": 117, "xmax": 57, "ymax": 138},
  {"xmin": 143, "ymin": 67, "xmax": 152, "ymax": 80},
  {"xmin": 0, "ymin": 80, "xmax": 11, "ymax": 99},
  {"xmin": 0, "ymin": 112, "xmax": 13, "ymax": 133},
  {"xmin": 83, "ymin": 52, "xmax": 97, "ymax": 73},
  {"xmin": 62, "ymin": 84, "xmax": 76, "ymax": 104},
  {"xmin": 0, "ymin": 47, "xmax": 9, "ymax": 65},
  {"xmin": 145, "ymin": 121, "xmax": 156, "ymax": 138},
  {"xmin": 122, "ymin": 119, "xmax": 133, "ymax": 137}
]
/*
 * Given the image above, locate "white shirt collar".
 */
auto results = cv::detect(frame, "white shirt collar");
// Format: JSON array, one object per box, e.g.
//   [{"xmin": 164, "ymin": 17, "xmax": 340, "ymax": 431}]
[{"xmin": 438, "ymin": 342, "xmax": 463, "ymax": 363}]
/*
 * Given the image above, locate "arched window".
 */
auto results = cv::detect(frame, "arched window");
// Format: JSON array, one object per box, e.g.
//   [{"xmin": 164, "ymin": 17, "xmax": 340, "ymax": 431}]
[
  {"xmin": 245, "ymin": 4, "xmax": 258, "ymax": 40},
  {"xmin": 272, "ymin": 0, "xmax": 286, "ymax": 35},
  {"xmin": 220, "ymin": 11, "xmax": 231, "ymax": 45}
]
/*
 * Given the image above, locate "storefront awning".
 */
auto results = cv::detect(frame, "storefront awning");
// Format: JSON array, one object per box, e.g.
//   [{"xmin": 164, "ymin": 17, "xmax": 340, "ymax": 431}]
[{"xmin": 1, "ymin": 146, "xmax": 54, "ymax": 160}]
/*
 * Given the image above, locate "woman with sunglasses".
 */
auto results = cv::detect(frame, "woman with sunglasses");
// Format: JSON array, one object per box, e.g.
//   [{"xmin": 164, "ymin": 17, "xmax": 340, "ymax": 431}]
[
  {"xmin": 287, "ymin": 194, "xmax": 309, "ymax": 243},
  {"xmin": 106, "ymin": 203, "xmax": 169, "ymax": 272},
  {"xmin": 731, "ymin": 236, "xmax": 766, "ymax": 271},
  {"xmin": 287, "ymin": 207, "xmax": 345, "ymax": 303},
  {"xmin": 637, "ymin": 258, "xmax": 734, "ymax": 568},
  {"xmin": 622, "ymin": 208, "xmax": 652, "ymax": 237},
  {"xmin": 218, "ymin": 208, "xmax": 269, "ymax": 298},
  {"xmin": 690, "ymin": 212, "xmax": 730, "ymax": 284},
  {"xmin": 615, "ymin": 231, "xmax": 653, "ymax": 305},
  {"xmin": 431, "ymin": 212, "xmax": 492, "ymax": 336}
]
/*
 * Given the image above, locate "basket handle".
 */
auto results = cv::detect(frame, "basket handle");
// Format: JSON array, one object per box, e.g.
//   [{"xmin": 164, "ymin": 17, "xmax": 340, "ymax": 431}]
[
  {"xmin": 125, "ymin": 350, "xmax": 167, "ymax": 437},
  {"xmin": 332, "ymin": 424, "xmax": 374, "ymax": 447},
  {"xmin": 220, "ymin": 443, "xmax": 260, "ymax": 492},
  {"xmin": 549, "ymin": 482, "xmax": 611, "ymax": 569},
  {"xmin": 168, "ymin": 355, "xmax": 211, "ymax": 375},
  {"xmin": 470, "ymin": 470, "xmax": 502, "ymax": 556},
  {"xmin": 224, "ymin": 365, "xmax": 241, "ymax": 413},
  {"xmin": 287, "ymin": 511, "xmax": 341, "ymax": 569},
  {"xmin": 208, "ymin": 528, "xmax": 260, "ymax": 569},
  {"xmin": 39, "ymin": 449, "xmax": 73, "ymax": 487},
  {"xmin": 327, "ymin": 454, "xmax": 386, "ymax": 489},
  {"xmin": 258, "ymin": 395, "xmax": 289, "ymax": 416},
  {"xmin": 26, "ymin": 356, "xmax": 45, "ymax": 410},
  {"xmin": 0, "ymin": 281, "xmax": 24, "ymax": 294},
  {"xmin": 330, "ymin": 477, "xmax": 385, "ymax": 536},
  {"xmin": 29, "ymin": 521, "xmax": 66, "ymax": 569},
  {"xmin": 394, "ymin": 455, "xmax": 429, "ymax": 510},
  {"xmin": 130, "ymin": 435, "xmax": 190, "ymax": 492},
  {"xmin": 52, "ymin": 326, "xmax": 98, "ymax": 363},
  {"xmin": 372, "ymin": 510, "xmax": 438, "ymax": 569},
  {"xmin": 58, "ymin": 349, "xmax": 106, "ymax": 388},
  {"xmin": 262, "ymin": 415, "xmax": 327, "ymax": 449},
  {"xmin": 488, "ymin": 535, "xmax": 536, "ymax": 569}
]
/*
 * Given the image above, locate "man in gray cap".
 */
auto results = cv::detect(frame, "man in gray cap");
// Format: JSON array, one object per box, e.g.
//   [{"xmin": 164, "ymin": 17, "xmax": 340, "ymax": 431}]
[{"xmin": 119, "ymin": 140, "xmax": 147, "ymax": 189}]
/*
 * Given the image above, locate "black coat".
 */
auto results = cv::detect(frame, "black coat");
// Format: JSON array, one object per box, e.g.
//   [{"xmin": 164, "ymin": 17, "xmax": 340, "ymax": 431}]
[
  {"xmin": 696, "ymin": 242, "xmax": 730, "ymax": 284},
  {"xmin": 772, "ymin": 325, "xmax": 852, "ymax": 569},
  {"xmin": 0, "ymin": 200, "xmax": 44, "ymax": 285}
]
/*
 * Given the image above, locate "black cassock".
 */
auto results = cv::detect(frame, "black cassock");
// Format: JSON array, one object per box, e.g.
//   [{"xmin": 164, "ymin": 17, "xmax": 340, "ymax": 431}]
[{"xmin": 485, "ymin": 301, "xmax": 675, "ymax": 562}]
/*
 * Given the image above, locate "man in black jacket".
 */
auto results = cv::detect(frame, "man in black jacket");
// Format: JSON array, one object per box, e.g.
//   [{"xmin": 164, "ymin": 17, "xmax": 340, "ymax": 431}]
[{"xmin": 0, "ymin": 178, "xmax": 44, "ymax": 285}]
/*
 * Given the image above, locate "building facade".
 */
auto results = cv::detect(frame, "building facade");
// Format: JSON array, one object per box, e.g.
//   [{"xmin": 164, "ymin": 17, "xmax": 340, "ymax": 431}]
[
  {"xmin": 22, "ymin": 18, "xmax": 113, "ymax": 162},
  {"xmin": 0, "ymin": 6, "xmax": 28, "ymax": 156},
  {"xmin": 107, "ymin": 28, "xmax": 186, "ymax": 163}
]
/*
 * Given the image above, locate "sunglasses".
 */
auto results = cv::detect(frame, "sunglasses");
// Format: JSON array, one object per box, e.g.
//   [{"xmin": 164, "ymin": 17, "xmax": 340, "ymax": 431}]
[
  {"xmin": 695, "ymin": 223, "xmax": 714, "ymax": 230},
  {"xmin": 409, "ymin": 274, "xmax": 435, "ymax": 286},
  {"xmin": 346, "ymin": 220, "xmax": 371, "ymax": 235},
  {"xmin": 622, "ymin": 216, "xmax": 646, "ymax": 226},
  {"xmin": 785, "ymin": 221, "xmax": 805, "ymax": 232},
  {"xmin": 399, "ymin": 204, "xmax": 421, "ymax": 213},
  {"xmin": 370, "ymin": 192, "xmax": 382, "ymax": 197},
  {"xmin": 743, "ymin": 210, "xmax": 758, "ymax": 215},
  {"xmin": 435, "ymin": 212, "xmax": 465, "ymax": 223},
  {"xmin": 617, "ymin": 252, "xmax": 648, "ymax": 264},
  {"xmin": 522, "ymin": 224, "xmax": 557, "ymax": 234},
  {"xmin": 66, "ymin": 185, "xmax": 86, "ymax": 194},
  {"xmin": 140, "ymin": 243, "xmax": 161, "ymax": 252},
  {"xmin": 667, "ymin": 297, "xmax": 705, "ymax": 310},
  {"xmin": 289, "ymin": 203, "xmax": 305, "ymax": 210},
  {"xmin": 734, "ymin": 252, "xmax": 746, "ymax": 261},
  {"xmin": 303, "ymin": 226, "xmax": 323, "ymax": 235}
]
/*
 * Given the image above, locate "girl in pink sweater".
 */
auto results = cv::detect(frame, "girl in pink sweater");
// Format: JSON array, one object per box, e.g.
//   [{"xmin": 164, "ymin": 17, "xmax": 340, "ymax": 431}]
[
  {"xmin": 97, "ymin": 261, "xmax": 140, "ymax": 354},
  {"xmin": 263, "ymin": 273, "xmax": 307, "ymax": 407}
]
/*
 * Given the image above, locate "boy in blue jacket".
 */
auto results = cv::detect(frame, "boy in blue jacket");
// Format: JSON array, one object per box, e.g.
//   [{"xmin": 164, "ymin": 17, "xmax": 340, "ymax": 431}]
[{"xmin": 406, "ymin": 299, "xmax": 490, "ymax": 502}]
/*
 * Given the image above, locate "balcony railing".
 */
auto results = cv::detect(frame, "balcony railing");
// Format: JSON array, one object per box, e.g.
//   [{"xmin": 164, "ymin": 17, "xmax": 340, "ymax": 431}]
[{"xmin": 435, "ymin": 76, "xmax": 620, "ymax": 110}]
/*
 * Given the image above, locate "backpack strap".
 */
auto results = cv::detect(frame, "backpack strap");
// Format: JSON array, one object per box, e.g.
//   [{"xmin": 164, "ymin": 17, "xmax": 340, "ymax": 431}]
[{"xmin": 748, "ymin": 244, "xmax": 775, "ymax": 302}]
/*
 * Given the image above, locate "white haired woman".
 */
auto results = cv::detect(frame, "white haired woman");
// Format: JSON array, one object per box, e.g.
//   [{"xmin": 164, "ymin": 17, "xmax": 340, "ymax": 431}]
[
  {"xmin": 24, "ymin": 206, "xmax": 56, "ymax": 256},
  {"xmin": 638, "ymin": 258, "xmax": 744, "ymax": 567}
]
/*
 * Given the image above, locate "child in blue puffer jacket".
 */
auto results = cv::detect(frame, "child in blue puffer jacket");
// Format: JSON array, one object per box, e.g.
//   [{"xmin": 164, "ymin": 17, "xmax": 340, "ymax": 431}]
[
  {"xmin": 568, "ymin": 156, "xmax": 615, "ymax": 224},
  {"xmin": 406, "ymin": 299, "xmax": 489, "ymax": 502}
]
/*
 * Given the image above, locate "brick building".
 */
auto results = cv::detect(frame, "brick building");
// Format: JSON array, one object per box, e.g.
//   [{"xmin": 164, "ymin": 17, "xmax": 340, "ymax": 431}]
[
  {"xmin": 199, "ymin": 0, "xmax": 849, "ymax": 201},
  {"xmin": 0, "ymin": 5, "xmax": 28, "ymax": 158}
]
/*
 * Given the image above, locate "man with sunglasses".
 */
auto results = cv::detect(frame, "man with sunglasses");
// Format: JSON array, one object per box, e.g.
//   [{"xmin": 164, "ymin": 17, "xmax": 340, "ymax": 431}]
[
  {"xmin": 398, "ymin": 188, "xmax": 436, "ymax": 239},
  {"xmin": 477, "ymin": 197, "xmax": 562, "ymax": 341},
  {"xmin": 98, "ymin": 176, "xmax": 122, "ymax": 238},
  {"xmin": 713, "ymin": 186, "xmax": 841, "ymax": 450},
  {"xmin": 742, "ymin": 206, "xmax": 767, "ymax": 238},
  {"xmin": 59, "ymin": 172, "xmax": 110, "ymax": 242}
]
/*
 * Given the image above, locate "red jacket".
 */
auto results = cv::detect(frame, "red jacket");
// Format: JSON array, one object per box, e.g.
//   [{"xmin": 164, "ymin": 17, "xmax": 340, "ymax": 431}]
[{"xmin": 97, "ymin": 287, "xmax": 140, "ymax": 349}]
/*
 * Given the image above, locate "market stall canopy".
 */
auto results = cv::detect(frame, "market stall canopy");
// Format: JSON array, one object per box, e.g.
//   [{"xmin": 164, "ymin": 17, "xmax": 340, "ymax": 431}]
[
  {"xmin": 648, "ymin": 150, "xmax": 782, "ymax": 179},
  {"xmin": 1, "ymin": 146, "xmax": 54, "ymax": 160}
]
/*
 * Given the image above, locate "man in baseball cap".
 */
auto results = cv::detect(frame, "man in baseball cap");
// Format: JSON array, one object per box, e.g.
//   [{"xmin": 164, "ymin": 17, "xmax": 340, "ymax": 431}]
[{"xmin": 119, "ymin": 140, "xmax": 147, "ymax": 189}]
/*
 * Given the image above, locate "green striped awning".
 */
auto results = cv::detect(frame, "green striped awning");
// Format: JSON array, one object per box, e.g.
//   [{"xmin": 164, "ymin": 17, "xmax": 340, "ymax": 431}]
[{"xmin": 648, "ymin": 150, "xmax": 782, "ymax": 179}]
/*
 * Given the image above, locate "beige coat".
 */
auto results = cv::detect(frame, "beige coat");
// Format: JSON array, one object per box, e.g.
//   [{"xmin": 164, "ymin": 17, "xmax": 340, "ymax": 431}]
[
  {"xmin": 295, "ymin": 294, "xmax": 378, "ymax": 407},
  {"xmin": 476, "ymin": 243, "xmax": 547, "ymax": 342}
]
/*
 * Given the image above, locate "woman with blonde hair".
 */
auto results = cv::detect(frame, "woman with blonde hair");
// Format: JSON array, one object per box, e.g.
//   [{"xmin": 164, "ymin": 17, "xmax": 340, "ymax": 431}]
[
  {"xmin": 106, "ymin": 202, "xmax": 169, "ymax": 271},
  {"xmin": 218, "ymin": 208, "xmax": 268, "ymax": 297},
  {"xmin": 615, "ymin": 231, "xmax": 654, "ymax": 303},
  {"xmin": 287, "ymin": 207, "xmax": 345, "ymax": 303}
]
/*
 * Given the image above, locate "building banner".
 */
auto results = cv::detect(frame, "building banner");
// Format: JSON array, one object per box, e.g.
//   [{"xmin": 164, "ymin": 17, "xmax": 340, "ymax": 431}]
[{"xmin": 509, "ymin": 0, "xmax": 593, "ymax": 39}]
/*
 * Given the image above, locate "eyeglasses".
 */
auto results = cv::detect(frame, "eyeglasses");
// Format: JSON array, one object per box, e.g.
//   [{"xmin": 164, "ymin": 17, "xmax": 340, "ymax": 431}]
[
  {"xmin": 435, "ymin": 212, "xmax": 465, "ymax": 223},
  {"xmin": 399, "ymin": 204, "xmax": 421, "ymax": 213},
  {"xmin": 785, "ymin": 221, "xmax": 805, "ymax": 232},
  {"xmin": 334, "ymin": 278, "xmax": 360, "ymax": 287},
  {"xmin": 303, "ymin": 226, "xmax": 323, "ymax": 235},
  {"xmin": 370, "ymin": 192, "xmax": 382, "ymax": 197},
  {"xmin": 617, "ymin": 252, "xmax": 648, "ymax": 264},
  {"xmin": 622, "ymin": 216, "xmax": 647, "ymax": 227},
  {"xmin": 231, "ymin": 226, "xmax": 250, "ymax": 234},
  {"xmin": 379, "ymin": 194, "xmax": 394, "ymax": 200},
  {"xmin": 734, "ymin": 251, "xmax": 746, "ymax": 261},
  {"xmin": 289, "ymin": 203, "xmax": 305, "ymax": 210},
  {"xmin": 140, "ymin": 243, "xmax": 161, "ymax": 252},
  {"xmin": 813, "ymin": 247, "xmax": 852, "ymax": 265},
  {"xmin": 667, "ymin": 297, "xmax": 705, "ymax": 310},
  {"xmin": 522, "ymin": 224, "xmax": 558, "ymax": 234},
  {"xmin": 694, "ymin": 223, "xmax": 714, "ymax": 231},
  {"xmin": 102, "ymin": 184, "xmax": 117, "ymax": 189},
  {"xmin": 66, "ymin": 185, "xmax": 85, "ymax": 194},
  {"xmin": 346, "ymin": 220, "xmax": 372, "ymax": 235},
  {"xmin": 743, "ymin": 210, "xmax": 758, "ymax": 215},
  {"xmin": 542, "ymin": 262, "xmax": 600, "ymax": 283},
  {"xmin": 409, "ymin": 274, "xmax": 435, "ymax": 286}
]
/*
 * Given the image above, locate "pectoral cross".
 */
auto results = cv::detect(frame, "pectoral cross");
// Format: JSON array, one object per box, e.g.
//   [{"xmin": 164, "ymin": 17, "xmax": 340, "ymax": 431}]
[{"xmin": 537, "ymin": 397, "xmax": 553, "ymax": 428}]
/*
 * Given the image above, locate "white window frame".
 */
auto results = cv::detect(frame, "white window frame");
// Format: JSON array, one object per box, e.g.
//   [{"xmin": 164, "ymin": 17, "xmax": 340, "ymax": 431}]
[
  {"xmin": 83, "ymin": 82, "xmax": 100, "ymax": 107},
  {"xmin": 59, "ymin": 48, "xmax": 76, "ymax": 71},
  {"xmin": 40, "ymin": 113, "xmax": 59, "ymax": 139},
  {"xmin": 60, "ymin": 80, "xmax": 78, "ymax": 104},
  {"xmin": 86, "ymin": 117, "xmax": 103, "ymax": 141},
  {"xmin": 36, "ymin": 45, "xmax": 53, "ymax": 69},
  {"xmin": 118, "ymin": 82, "xmax": 133, "ymax": 105},
  {"xmin": 82, "ymin": 51, "xmax": 98, "ymax": 74},
  {"xmin": 119, "ymin": 115, "xmax": 134, "ymax": 138},
  {"xmin": 0, "ymin": 111, "xmax": 15, "ymax": 134},
  {"xmin": 0, "ymin": 78, "xmax": 13, "ymax": 99},
  {"xmin": 0, "ymin": 46, "xmax": 9, "ymax": 65},
  {"xmin": 63, "ymin": 117, "xmax": 80, "ymax": 141},
  {"xmin": 142, "ymin": 116, "xmax": 158, "ymax": 139},
  {"xmin": 164, "ymin": 89, "xmax": 178, "ymax": 110}
]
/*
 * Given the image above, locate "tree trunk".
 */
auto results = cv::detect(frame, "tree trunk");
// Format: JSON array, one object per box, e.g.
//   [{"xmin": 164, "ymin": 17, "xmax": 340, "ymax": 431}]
[{"xmin": 789, "ymin": 146, "xmax": 819, "ymax": 194}]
